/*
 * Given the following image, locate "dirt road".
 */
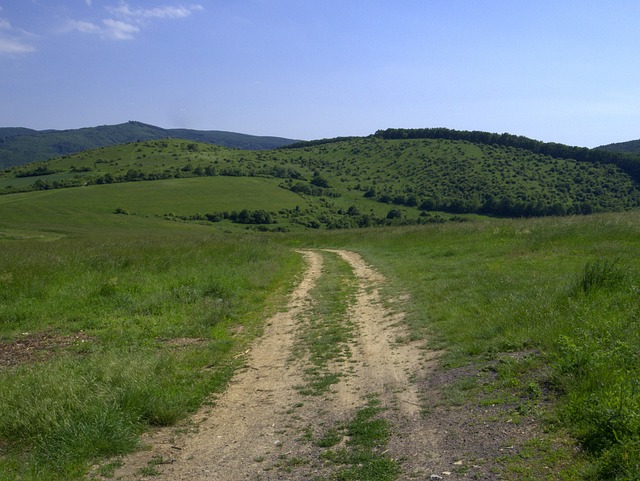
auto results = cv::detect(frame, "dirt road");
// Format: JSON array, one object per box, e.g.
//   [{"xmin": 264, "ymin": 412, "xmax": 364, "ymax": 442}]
[{"xmin": 99, "ymin": 249, "xmax": 528, "ymax": 480}]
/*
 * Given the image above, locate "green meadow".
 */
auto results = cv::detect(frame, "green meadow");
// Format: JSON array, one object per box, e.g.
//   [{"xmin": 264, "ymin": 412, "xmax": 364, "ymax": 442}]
[
  {"xmin": 1, "ymin": 137, "xmax": 640, "ymax": 479},
  {"xmin": 0, "ymin": 176, "xmax": 309, "ymax": 229}
]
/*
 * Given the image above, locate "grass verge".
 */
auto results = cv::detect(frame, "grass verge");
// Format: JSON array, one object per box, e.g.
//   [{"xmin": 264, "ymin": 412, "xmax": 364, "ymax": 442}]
[{"xmin": 0, "ymin": 230, "xmax": 301, "ymax": 480}]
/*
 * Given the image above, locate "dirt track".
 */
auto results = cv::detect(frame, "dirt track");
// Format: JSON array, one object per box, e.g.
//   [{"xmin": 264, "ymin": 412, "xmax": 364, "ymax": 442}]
[{"xmin": 99, "ymin": 249, "xmax": 534, "ymax": 480}]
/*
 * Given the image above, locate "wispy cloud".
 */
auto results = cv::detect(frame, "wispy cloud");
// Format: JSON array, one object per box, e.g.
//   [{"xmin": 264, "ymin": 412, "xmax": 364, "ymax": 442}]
[
  {"xmin": 66, "ymin": 2, "xmax": 203, "ymax": 41},
  {"xmin": 102, "ymin": 18, "xmax": 140, "ymax": 40},
  {"xmin": 108, "ymin": 4, "xmax": 204, "ymax": 20},
  {"xmin": 0, "ymin": 14, "xmax": 36, "ymax": 54},
  {"xmin": 64, "ymin": 18, "xmax": 139, "ymax": 40}
]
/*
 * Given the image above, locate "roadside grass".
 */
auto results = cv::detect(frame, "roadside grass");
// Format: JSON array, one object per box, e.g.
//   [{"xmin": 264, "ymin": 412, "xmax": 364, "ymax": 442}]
[
  {"xmin": 0, "ymin": 229, "xmax": 301, "ymax": 480},
  {"xmin": 500, "ymin": 435, "xmax": 585, "ymax": 481},
  {"xmin": 294, "ymin": 211, "xmax": 640, "ymax": 479},
  {"xmin": 293, "ymin": 251, "xmax": 357, "ymax": 396}
]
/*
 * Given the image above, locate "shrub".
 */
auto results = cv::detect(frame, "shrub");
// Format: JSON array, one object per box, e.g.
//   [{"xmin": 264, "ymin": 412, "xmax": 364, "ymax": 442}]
[{"xmin": 386, "ymin": 209, "xmax": 403, "ymax": 220}]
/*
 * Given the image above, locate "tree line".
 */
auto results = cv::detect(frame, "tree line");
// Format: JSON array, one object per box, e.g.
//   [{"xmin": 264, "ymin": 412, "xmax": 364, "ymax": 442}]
[{"xmin": 2, "ymin": 164, "xmax": 304, "ymax": 194}]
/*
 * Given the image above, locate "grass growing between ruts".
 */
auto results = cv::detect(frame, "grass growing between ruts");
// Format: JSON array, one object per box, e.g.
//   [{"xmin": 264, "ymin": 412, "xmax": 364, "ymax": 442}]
[
  {"xmin": 0, "ymin": 229, "xmax": 301, "ymax": 480},
  {"xmin": 317, "ymin": 396, "xmax": 399, "ymax": 481},
  {"xmin": 293, "ymin": 250, "xmax": 357, "ymax": 396}
]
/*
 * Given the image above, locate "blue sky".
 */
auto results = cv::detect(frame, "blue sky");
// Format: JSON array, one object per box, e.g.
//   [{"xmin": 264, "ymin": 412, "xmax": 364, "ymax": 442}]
[{"xmin": 1, "ymin": 1, "xmax": 639, "ymax": 147}]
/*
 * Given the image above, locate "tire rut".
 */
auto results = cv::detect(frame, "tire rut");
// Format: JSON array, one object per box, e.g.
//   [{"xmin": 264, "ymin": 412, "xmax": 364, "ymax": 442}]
[{"xmin": 100, "ymin": 249, "xmax": 438, "ymax": 481}]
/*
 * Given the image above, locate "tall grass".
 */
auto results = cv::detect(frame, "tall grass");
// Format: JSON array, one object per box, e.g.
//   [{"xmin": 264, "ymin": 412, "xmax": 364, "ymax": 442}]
[
  {"xmin": 0, "ymin": 229, "xmax": 300, "ymax": 480},
  {"xmin": 556, "ymin": 260, "xmax": 640, "ymax": 479},
  {"xmin": 575, "ymin": 258, "xmax": 629, "ymax": 294}
]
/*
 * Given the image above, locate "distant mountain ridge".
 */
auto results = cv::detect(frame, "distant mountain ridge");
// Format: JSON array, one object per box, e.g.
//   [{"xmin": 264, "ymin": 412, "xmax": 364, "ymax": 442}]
[
  {"xmin": 598, "ymin": 138, "xmax": 640, "ymax": 155},
  {"xmin": 0, "ymin": 121, "xmax": 298, "ymax": 169}
]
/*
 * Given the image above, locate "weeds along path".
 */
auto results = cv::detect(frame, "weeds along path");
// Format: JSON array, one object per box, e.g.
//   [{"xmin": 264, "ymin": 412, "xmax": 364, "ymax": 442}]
[{"xmin": 103, "ymin": 249, "xmax": 437, "ymax": 481}]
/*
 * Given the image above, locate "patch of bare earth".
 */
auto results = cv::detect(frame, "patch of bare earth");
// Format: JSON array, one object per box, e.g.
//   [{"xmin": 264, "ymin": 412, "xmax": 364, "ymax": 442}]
[
  {"xmin": 93, "ymin": 249, "xmax": 547, "ymax": 481},
  {"xmin": 0, "ymin": 331, "xmax": 92, "ymax": 368}
]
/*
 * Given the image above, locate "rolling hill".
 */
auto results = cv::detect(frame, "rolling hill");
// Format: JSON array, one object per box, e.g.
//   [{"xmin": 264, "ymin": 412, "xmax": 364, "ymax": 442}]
[
  {"xmin": 0, "ymin": 121, "xmax": 298, "ymax": 169},
  {"xmin": 1, "ymin": 129, "xmax": 640, "ymax": 232}
]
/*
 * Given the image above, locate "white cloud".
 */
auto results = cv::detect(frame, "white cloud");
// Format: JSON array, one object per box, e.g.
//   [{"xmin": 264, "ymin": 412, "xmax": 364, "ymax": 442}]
[
  {"xmin": 0, "ymin": 36, "xmax": 36, "ymax": 53},
  {"xmin": 65, "ymin": 2, "xmax": 203, "ymax": 41}
]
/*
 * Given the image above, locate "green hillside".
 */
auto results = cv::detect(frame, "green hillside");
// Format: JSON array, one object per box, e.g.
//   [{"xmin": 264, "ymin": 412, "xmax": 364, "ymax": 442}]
[
  {"xmin": 0, "ymin": 121, "xmax": 297, "ymax": 169},
  {"xmin": 2, "ymin": 134, "xmax": 639, "ymax": 228}
]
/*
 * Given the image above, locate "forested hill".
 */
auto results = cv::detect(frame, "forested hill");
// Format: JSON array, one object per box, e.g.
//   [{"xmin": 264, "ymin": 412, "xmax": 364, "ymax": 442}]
[
  {"xmin": 0, "ymin": 121, "xmax": 297, "ymax": 169},
  {"xmin": 287, "ymin": 128, "xmax": 640, "ymax": 182},
  {"xmin": 373, "ymin": 128, "xmax": 640, "ymax": 182}
]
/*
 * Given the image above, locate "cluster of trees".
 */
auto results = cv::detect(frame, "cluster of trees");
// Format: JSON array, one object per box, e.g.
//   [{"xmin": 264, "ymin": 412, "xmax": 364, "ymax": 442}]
[
  {"xmin": 279, "ymin": 136, "xmax": 359, "ymax": 150},
  {"xmin": 30, "ymin": 177, "xmax": 87, "ymax": 190},
  {"xmin": 364, "ymin": 189, "xmax": 612, "ymax": 217},
  {"xmin": 168, "ymin": 209, "xmax": 277, "ymax": 225},
  {"xmin": 15, "ymin": 166, "xmax": 57, "ymax": 177},
  {"xmin": 278, "ymin": 202, "xmax": 462, "ymax": 230},
  {"xmin": 319, "ymin": 209, "xmax": 462, "ymax": 230},
  {"xmin": 280, "ymin": 173, "xmax": 341, "ymax": 198},
  {"xmin": 168, "ymin": 202, "xmax": 465, "ymax": 231}
]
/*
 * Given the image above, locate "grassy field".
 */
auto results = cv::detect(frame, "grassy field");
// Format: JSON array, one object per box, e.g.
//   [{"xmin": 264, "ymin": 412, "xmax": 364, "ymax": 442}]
[
  {"xmin": 1, "ymin": 165, "xmax": 640, "ymax": 479},
  {"xmin": 0, "ymin": 176, "xmax": 309, "ymax": 223}
]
